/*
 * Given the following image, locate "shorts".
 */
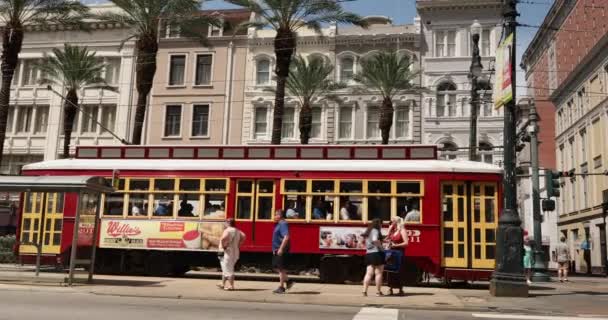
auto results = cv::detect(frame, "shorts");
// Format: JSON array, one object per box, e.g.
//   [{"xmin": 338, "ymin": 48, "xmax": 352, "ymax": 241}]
[
  {"xmin": 272, "ymin": 252, "xmax": 289, "ymax": 270},
  {"xmin": 557, "ymin": 261, "xmax": 569, "ymax": 269},
  {"xmin": 365, "ymin": 252, "xmax": 385, "ymax": 266}
]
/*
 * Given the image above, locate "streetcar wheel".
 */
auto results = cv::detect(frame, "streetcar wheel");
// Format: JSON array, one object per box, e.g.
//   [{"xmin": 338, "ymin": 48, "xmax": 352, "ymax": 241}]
[
  {"xmin": 171, "ymin": 264, "xmax": 191, "ymax": 277},
  {"xmin": 319, "ymin": 256, "xmax": 347, "ymax": 284},
  {"xmin": 145, "ymin": 252, "xmax": 171, "ymax": 277}
]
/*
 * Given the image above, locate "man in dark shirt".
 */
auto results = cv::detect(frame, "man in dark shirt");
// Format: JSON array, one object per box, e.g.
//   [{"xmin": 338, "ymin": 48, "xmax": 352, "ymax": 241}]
[{"xmin": 272, "ymin": 209, "xmax": 294, "ymax": 294}]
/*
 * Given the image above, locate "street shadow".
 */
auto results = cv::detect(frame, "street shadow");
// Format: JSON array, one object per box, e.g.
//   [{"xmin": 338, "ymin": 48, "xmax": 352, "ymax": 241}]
[
  {"xmin": 228, "ymin": 288, "xmax": 267, "ymax": 292},
  {"xmin": 529, "ymin": 285, "xmax": 557, "ymax": 291},
  {"xmin": 88, "ymin": 279, "xmax": 166, "ymax": 287},
  {"xmin": 287, "ymin": 291, "xmax": 321, "ymax": 295},
  {"xmin": 529, "ymin": 291, "xmax": 608, "ymax": 298}
]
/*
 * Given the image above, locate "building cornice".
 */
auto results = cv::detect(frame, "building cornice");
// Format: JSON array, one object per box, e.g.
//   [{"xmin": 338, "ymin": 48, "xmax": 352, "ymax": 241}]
[
  {"xmin": 416, "ymin": 0, "xmax": 503, "ymax": 12},
  {"xmin": 521, "ymin": 0, "xmax": 575, "ymax": 72}
]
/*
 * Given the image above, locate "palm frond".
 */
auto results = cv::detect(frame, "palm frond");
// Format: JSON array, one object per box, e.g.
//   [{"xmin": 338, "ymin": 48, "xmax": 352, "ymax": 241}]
[
  {"xmin": 353, "ymin": 51, "xmax": 419, "ymax": 99},
  {"xmin": 285, "ymin": 54, "xmax": 341, "ymax": 106},
  {"xmin": 34, "ymin": 44, "xmax": 112, "ymax": 92}
]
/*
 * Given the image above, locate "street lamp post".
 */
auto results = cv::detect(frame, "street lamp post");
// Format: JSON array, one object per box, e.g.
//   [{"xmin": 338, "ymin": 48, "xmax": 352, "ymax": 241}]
[
  {"xmin": 469, "ymin": 20, "xmax": 483, "ymax": 162},
  {"xmin": 489, "ymin": 0, "xmax": 529, "ymax": 297}
]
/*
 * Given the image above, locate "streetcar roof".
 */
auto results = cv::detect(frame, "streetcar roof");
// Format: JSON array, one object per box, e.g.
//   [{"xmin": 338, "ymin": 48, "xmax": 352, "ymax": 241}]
[{"xmin": 23, "ymin": 158, "xmax": 503, "ymax": 174}]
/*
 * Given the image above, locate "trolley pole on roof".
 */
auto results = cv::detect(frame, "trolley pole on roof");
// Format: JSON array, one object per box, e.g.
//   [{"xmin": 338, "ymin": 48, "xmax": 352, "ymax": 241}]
[{"xmin": 489, "ymin": 0, "xmax": 528, "ymax": 297}]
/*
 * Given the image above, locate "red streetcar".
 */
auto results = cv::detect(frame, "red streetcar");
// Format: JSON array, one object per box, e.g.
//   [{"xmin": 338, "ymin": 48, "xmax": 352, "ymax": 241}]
[{"xmin": 16, "ymin": 145, "xmax": 502, "ymax": 284}]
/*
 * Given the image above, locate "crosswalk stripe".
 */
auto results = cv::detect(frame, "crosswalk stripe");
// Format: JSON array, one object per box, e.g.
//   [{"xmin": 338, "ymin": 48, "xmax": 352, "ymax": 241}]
[
  {"xmin": 472, "ymin": 313, "xmax": 608, "ymax": 320},
  {"xmin": 353, "ymin": 307, "xmax": 399, "ymax": 320}
]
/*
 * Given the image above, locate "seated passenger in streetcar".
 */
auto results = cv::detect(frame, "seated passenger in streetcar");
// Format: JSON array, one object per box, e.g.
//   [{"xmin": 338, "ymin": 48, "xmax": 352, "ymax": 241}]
[
  {"xmin": 340, "ymin": 200, "xmax": 352, "ymax": 220},
  {"xmin": 312, "ymin": 199, "xmax": 326, "ymax": 220},
  {"xmin": 404, "ymin": 203, "xmax": 420, "ymax": 223}
]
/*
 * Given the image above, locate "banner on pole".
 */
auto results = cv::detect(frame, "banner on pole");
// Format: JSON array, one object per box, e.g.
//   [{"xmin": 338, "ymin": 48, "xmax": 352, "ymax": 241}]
[{"xmin": 494, "ymin": 33, "xmax": 514, "ymax": 109}]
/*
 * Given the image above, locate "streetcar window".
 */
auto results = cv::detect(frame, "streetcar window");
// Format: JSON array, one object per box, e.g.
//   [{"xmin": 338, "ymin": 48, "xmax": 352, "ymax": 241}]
[
  {"xmin": 396, "ymin": 181, "xmax": 421, "ymax": 195},
  {"xmin": 56, "ymin": 193, "xmax": 64, "ymax": 213},
  {"xmin": 258, "ymin": 196, "xmax": 274, "ymax": 220},
  {"xmin": 284, "ymin": 180, "xmax": 306, "ymax": 193},
  {"xmin": 312, "ymin": 180, "xmax": 334, "ymax": 193},
  {"xmin": 368, "ymin": 181, "xmax": 391, "ymax": 194},
  {"xmin": 443, "ymin": 198, "xmax": 453, "ymax": 221},
  {"xmin": 473, "ymin": 198, "xmax": 481, "ymax": 223},
  {"xmin": 105, "ymin": 193, "xmax": 124, "ymax": 216},
  {"xmin": 237, "ymin": 180, "xmax": 253, "ymax": 193},
  {"xmin": 312, "ymin": 196, "xmax": 333, "ymax": 220},
  {"xmin": 128, "ymin": 194, "xmax": 148, "ymax": 216},
  {"xmin": 339, "ymin": 180, "xmax": 362, "ymax": 193},
  {"xmin": 203, "ymin": 195, "xmax": 226, "ymax": 219},
  {"xmin": 206, "ymin": 179, "xmax": 227, "ymax": 192},
  {"xmin": 338, "ymin": 196, "xmax": 362, "ymax": 221},
  {"xmin": 284, "ymin": 195, "xmax": 306, "ymax": 220},
  {"xmin": 24, "ymin": 193, "xmax": 33, "ymax": 213},
  {"xmin": 179, "ymin": 179, "xmax": 201, "ymax": 191},
  {"xmin": 258, "ymin": 180, "xmax": 274, "ymax": 193},
  {"xmin": 178, "ymin": 194, "xmax": 200, "ymax": 217},
  {"xmin": 398, "ymin": 197, "xmax": 421, "ymax": 223},
  {"xmin": 368, "ymin": 196, "xmax": 391, "ymax": 222},
  {"xmin": 154, "ymin": 179, "xmax": 175, "ymax": 191},
  {"xmin": 130, "ymin": 179, "xmax": 150, "ymax": 191},
  {"xmin": 236, "ymin": 196, "xmax": 252, "ymax": 219},
  {"xmin": 153, "ymin": 194, "xmax": 175, "ymax": 217},
  {"xmin": 116, "ymin": 179, "xmax": 125, "ymax": 190}
]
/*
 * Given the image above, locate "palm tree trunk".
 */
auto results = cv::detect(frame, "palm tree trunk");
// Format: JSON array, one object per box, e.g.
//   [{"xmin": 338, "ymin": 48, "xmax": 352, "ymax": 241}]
[
  {"xmin": 131, "ymin": 38, "xmax": 159, "ymax": 145},
  {"xmin": 379, "ymin": 97, "xmax": 394, "ymax": 145},
  {"xmin": 299, "ymin": 101, "xmax": 312, "ymax": 144},
  {"xmin": 271, "ymin": 28, "xmax": 296, "ymax": 145},
  {"xmin": 0, "ymin": 27, "xmax": 24, "ymax": 166},
  {"xmin": 62, "ymin": 90, "xmax": 79, "ymax": 159}
]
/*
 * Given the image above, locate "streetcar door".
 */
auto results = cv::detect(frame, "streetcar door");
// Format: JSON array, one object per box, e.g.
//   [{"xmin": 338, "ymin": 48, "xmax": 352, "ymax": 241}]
[
  {"xmin": 20, "ymin": 192, "xmax": 64, "ymax": 255},
  {"xmin": 470, "ymin": 183, "xmax": 498, "ymax": 269},
  {"xmin": 234, "ymin": 179, "xmax": 275, "ymax": 246},
  {"xmin": 441, "ymin": 183, "xmax": 468, "ymax": 268}
]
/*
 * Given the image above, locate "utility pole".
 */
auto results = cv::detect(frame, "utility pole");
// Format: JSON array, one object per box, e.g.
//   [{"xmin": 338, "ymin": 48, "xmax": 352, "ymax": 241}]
[
  {"xmin": 469, "ymin": 20, "xmax": 483, "ymax": 162},
  {"xmin": 489, "ymin": 0, "xmax": 528, "ymax": 297},
  {"xmin": 529, "ymin": 100, "xmax": 550, "ymax": 282}
]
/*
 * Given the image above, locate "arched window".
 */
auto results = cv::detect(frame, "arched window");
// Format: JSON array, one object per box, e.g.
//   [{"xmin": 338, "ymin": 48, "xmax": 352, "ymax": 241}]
[
  {"xmin": 479, "ymin": 141, "xmax": 494, "ymax": 164},
  {"xmin": 339, "ymin": 56, "xmax": 354, "ymax": 82},
  {"xmin": 437, "ymin": 82, "xmax": 457, "ymax": 117},
  {"xmin": 440, "ymin": 141, "xmax": 458, "ymax": 160},
  {"xmin": 256, "ymin": 59, "xmax": 271, "ymax": 85}
]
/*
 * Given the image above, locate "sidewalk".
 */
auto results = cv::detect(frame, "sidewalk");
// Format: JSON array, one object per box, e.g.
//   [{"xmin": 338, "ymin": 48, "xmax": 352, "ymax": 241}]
[{"xmin": 1, "ymin": 264, "xmax": 607, "ymax": 317}]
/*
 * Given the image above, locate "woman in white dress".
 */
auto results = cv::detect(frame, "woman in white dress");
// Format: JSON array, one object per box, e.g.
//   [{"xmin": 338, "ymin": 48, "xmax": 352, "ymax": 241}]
[{"xmin": 217, "ymin": 218, "xmax": 246, "ymax": 290}]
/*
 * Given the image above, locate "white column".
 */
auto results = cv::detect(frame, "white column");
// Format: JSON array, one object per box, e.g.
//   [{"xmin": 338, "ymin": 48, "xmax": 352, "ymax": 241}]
[{"xmin": 44, "ymin": 86, "xmax": 65, "ymax": 161}]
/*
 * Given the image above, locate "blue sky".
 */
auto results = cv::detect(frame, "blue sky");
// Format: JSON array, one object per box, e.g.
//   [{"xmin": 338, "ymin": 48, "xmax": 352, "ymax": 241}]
[{"xmin": 85, "ymin": 0, "xmax": 552, "ymax": 94}]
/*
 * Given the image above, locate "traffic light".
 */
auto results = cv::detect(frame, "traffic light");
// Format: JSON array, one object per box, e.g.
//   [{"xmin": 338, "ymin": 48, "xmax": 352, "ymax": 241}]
[
  {"xmin": 542, "ymin": 199, "xmax": 556, "ymax": 211},
  {"xmin": 545, "ymin": 170, "xmax": 561, "ymax": 198}
]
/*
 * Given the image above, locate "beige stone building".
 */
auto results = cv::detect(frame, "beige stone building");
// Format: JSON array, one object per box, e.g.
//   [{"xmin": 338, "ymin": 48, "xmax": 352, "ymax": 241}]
[
  {"xmin": 1, "ymin": 4, "xmax": 136, "ymax": 176},
  {"xmin": 241, "ymin": 16, "xmax": 422, "ymax": 145},
  {"xmin": 146, "ymin": 9, "xmax": 251, "ymax": 146}
]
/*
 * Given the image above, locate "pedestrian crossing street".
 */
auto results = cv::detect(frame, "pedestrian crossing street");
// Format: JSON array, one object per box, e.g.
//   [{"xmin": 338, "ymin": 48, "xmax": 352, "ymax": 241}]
[{"xmin": 352, "ymin": 308, "xmax": 608, "ymax": 320}]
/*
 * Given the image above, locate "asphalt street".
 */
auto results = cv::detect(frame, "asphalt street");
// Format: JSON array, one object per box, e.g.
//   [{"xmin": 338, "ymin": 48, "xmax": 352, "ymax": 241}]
[{"xmin": 1, "ymin": 286, "xmax": 608, "ymax": 320}]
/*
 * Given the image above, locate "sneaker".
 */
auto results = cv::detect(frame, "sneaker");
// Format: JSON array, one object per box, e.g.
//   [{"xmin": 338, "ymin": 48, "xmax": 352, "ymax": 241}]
[
  {"xmin": 273, "ymin": 287, "xmax": 286, "ymax": 294},
  {"xmin": 286, "ymin": 280, "xmax": 295, "ymax": 290}
]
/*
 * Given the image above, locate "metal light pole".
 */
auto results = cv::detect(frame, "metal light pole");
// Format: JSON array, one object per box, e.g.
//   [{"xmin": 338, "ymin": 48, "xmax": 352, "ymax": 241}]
[
  {"xmin": 469, "ymin": 20, "xmax": 483, "ymax": 162},
  {"xmin": 489, "ymin": 0, "xmax": 529, "ymax": 297},
  {"xmin": 529, "ymin": 100, "xmax": 550, "ymax": 282}
]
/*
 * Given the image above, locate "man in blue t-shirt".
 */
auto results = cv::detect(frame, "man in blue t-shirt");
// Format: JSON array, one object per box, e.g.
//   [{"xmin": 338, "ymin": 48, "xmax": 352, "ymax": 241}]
[{"xmin": 272, "ymin": 209, "xmax": 294, "ymax": 294}]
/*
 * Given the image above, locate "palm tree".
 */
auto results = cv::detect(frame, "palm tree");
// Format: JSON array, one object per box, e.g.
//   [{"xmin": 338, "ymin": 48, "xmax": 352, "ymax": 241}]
[
  {"xmin": 284, "ymin": 55, "xmax": 343, "ymax": 144},
  {"xmin": 227, "ymin": 0, "xmax": 365, "ymax": 145},
  {"xmin": 353, "ymin": 51, "xmax": 418, "ymax": 145},
  {"xmin": 35, "ymin": 44, "xmax": 116, "ymax": 158},
  {"xmin": 0, "ymin": 0, "xmax": 89, "ymax": 165},
  {"xmin": 97, "ymin": 0, "xmax": 220, "ymax": 145}
]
